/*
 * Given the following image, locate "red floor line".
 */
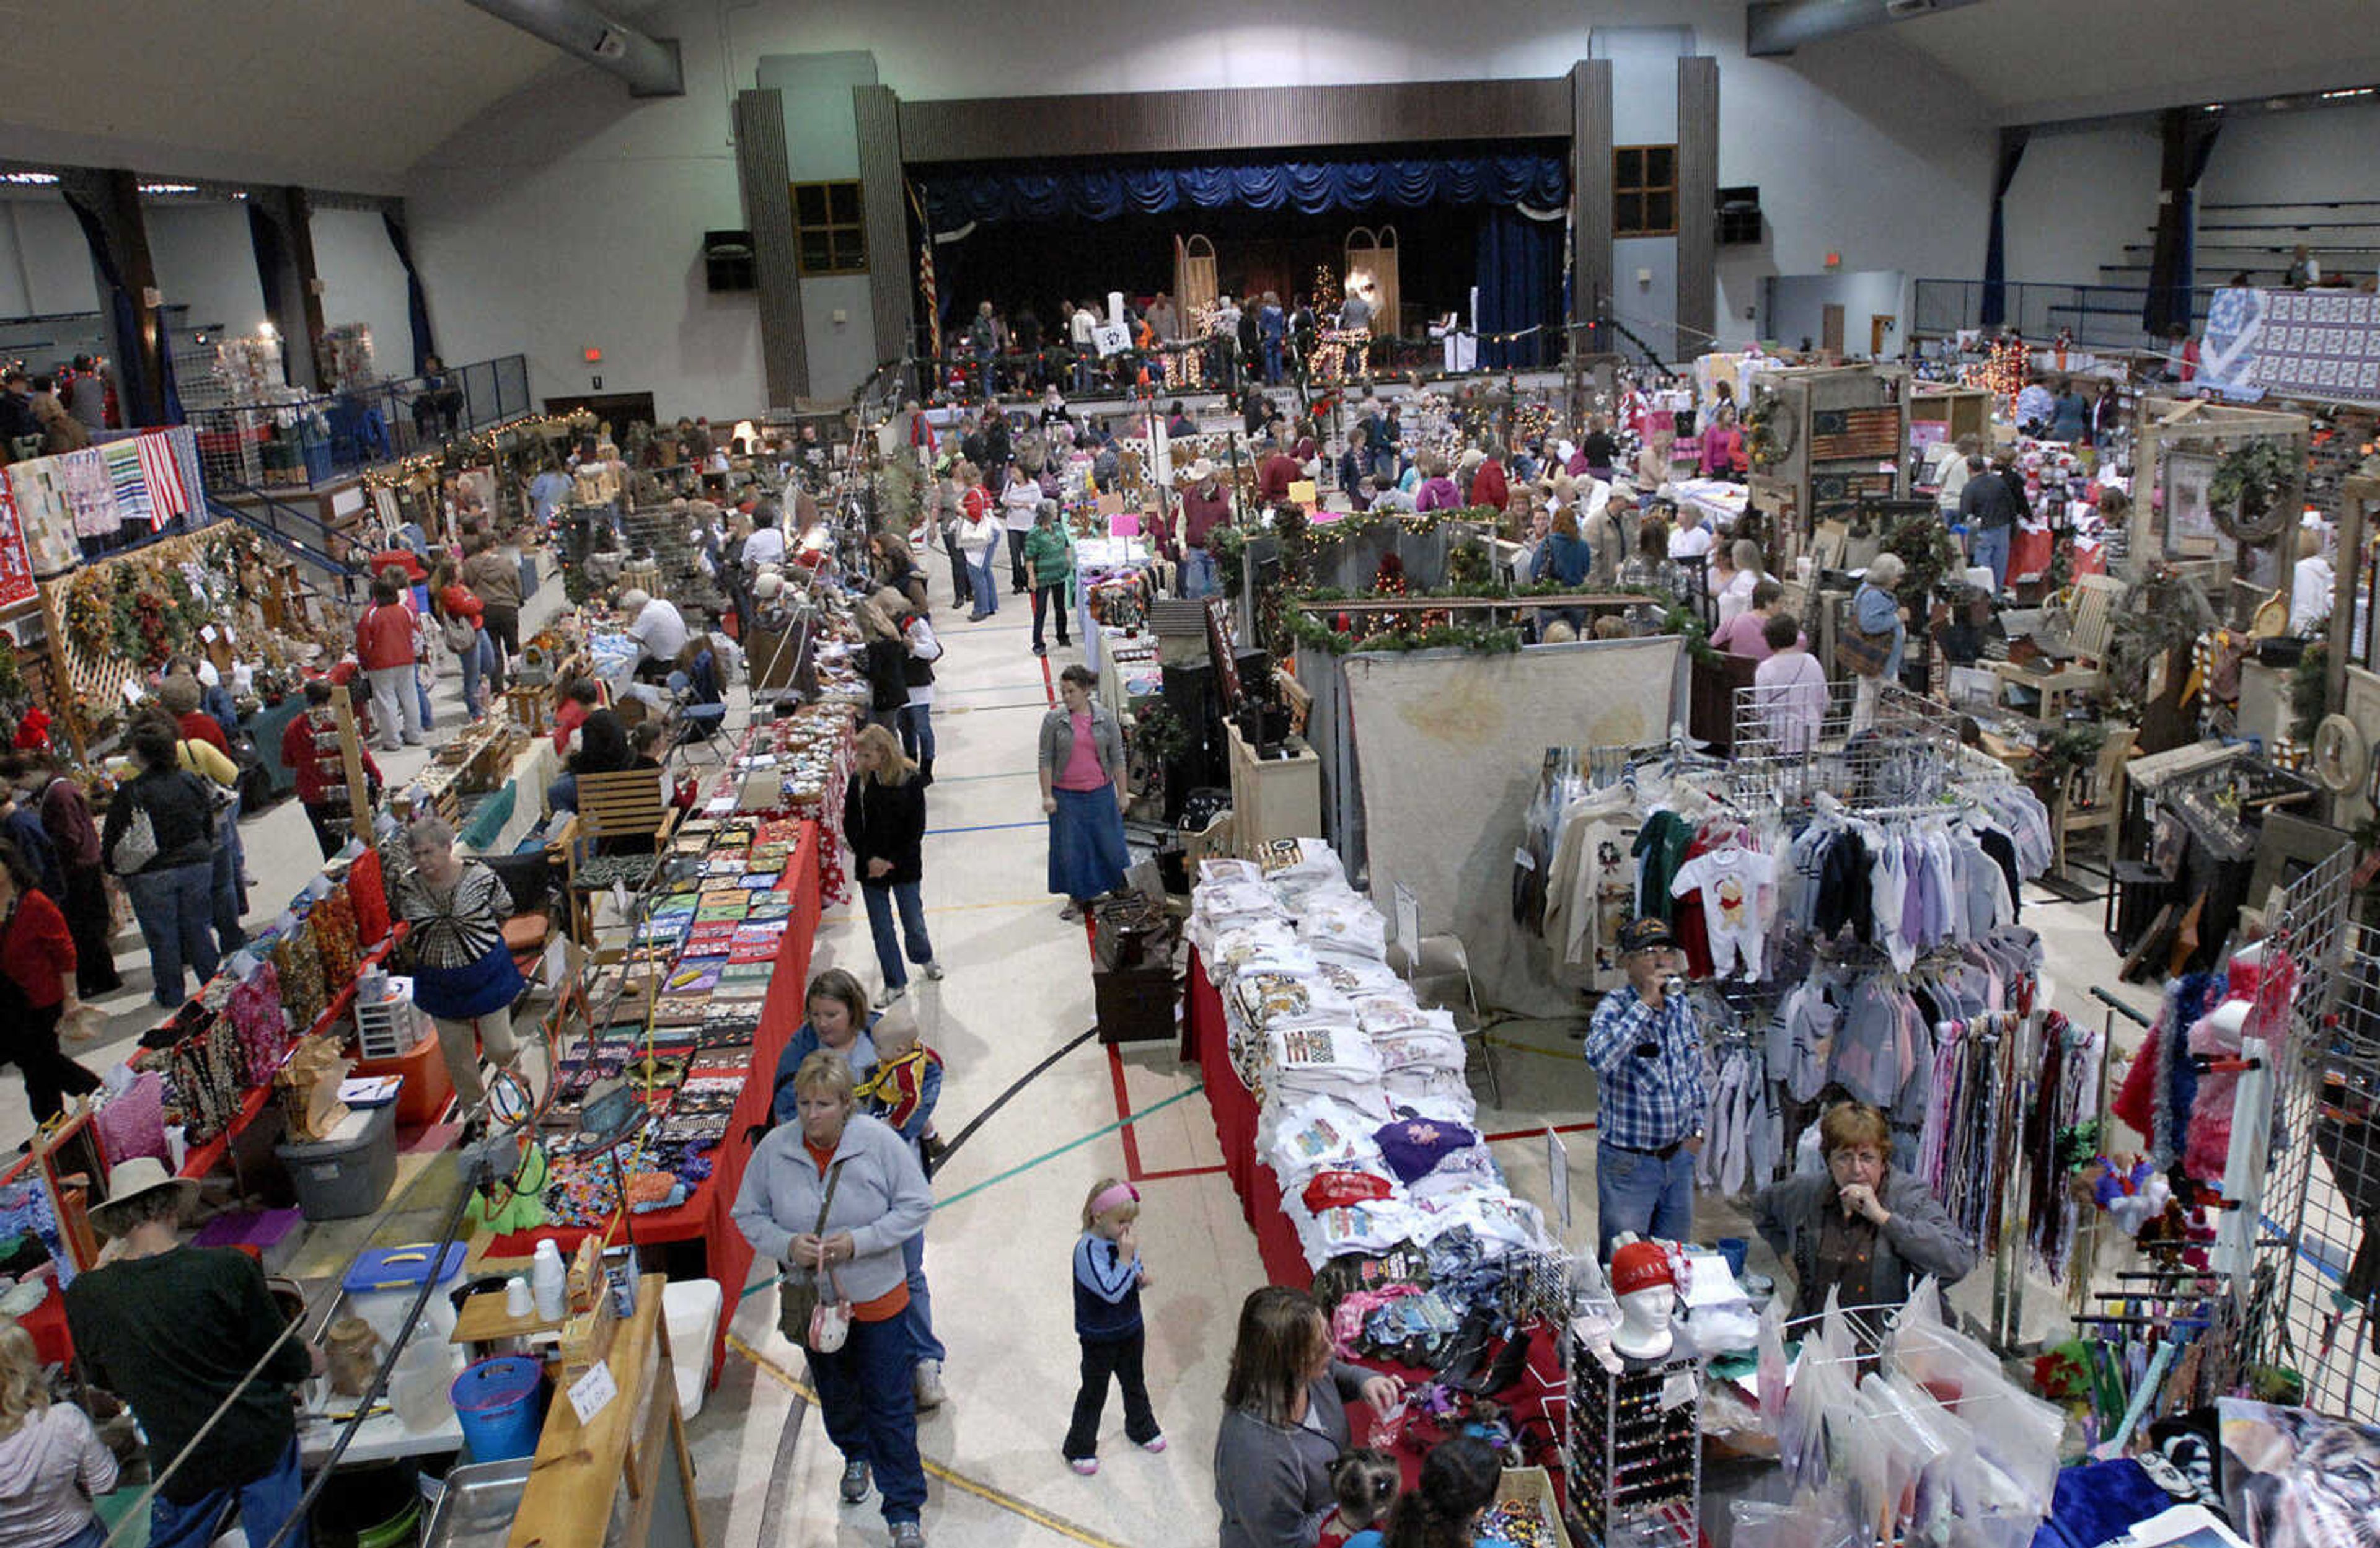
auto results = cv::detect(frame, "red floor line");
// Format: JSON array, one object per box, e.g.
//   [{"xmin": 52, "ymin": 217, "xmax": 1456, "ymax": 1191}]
[
  {"xmin": 1134, "ymin": 1163, "xmax": 1228, "ymax": 1181},
  {"xmin": 1039, "ymin": 653, "xmax": 1057, "ymax": 705},
  {"xmin": 1480, "ymin": 1120, "xmax": 1599, "ymax": 1144},
  {"xmin": 1103, "ymin": 1039, "xmax": 1148, "ymax": 1181}
]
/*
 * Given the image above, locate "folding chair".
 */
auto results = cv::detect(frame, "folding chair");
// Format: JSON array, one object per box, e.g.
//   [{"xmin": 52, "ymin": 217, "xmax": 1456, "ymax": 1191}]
[
  {"xmin": 1386, "ymin": 907, "xmax": 1501, "ymax": 1107},
  {"xmin": 550, "ymin": 767, "xmax": 681, "ymax": 944},
  {"xmin": 664, "ymin": 667, "xmax": 731, "ymax": 763}
]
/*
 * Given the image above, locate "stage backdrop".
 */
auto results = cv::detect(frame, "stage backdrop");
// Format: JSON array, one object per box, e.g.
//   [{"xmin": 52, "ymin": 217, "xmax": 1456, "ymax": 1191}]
[{"xmin": 1339, "ymin": 638, "xmax": 1681, "ymax": 1020}]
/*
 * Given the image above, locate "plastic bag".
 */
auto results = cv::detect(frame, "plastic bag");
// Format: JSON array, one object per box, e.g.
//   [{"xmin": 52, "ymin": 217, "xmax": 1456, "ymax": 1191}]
[
  {"xmin": 1755, "ymin": 1295, "xmax": 1789, "ymax": 1430},
  {"xmin": 1779, "ymin": 1286, "xmax": 1856, "ymax": 1487},
  {"xmin": 1884, "ymin": 1278, "xmax": 2064, "ymax": 1520},
  {"xmin": 1731, "ymin": 1487, "xmax": 1864, "ymax": 1548}
]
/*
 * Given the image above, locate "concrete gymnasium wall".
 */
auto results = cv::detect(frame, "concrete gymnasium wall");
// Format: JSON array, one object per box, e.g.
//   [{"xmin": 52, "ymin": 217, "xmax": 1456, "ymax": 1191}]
[{"xmin": 403, "ymin": 0, "xmax": 1998, "ymax": 415}]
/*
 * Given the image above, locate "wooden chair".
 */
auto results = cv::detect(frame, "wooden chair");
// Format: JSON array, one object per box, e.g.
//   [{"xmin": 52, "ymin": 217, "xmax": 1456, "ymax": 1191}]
[
  {"xmin": 2053, "ymin": 723, "xmax": 2137, "ymax": 887},
  {"xmin": 1989, "ymin": 573, "xmax": 2127, "ymax": 723},
  {"xmin": 551, "ymin": 768, "xmax": 681, "ymax": 944}
]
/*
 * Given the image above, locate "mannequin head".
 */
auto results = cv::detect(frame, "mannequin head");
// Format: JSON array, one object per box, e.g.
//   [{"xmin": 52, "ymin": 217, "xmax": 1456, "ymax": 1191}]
[{"xmin": 1608, "ymin": 1239, "xmax": 1676, "ymax": 1361}]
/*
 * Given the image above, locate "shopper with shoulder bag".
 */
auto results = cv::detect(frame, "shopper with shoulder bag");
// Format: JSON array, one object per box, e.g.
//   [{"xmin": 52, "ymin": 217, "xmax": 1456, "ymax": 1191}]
[
  {"xmin": 734, "ymin": 1050, "xmax": 932, "ymax": 1547},
  {"xmin": 1846, "ymin": 552, "xmax": 1909, "ymax": 731},
  {"xmin": 100, "ymin": 721, "xmax": 221, "ymax": 1010},
  {"xmin": 354, "ymin": 570, "xmax": 423, "ymax": 752}
]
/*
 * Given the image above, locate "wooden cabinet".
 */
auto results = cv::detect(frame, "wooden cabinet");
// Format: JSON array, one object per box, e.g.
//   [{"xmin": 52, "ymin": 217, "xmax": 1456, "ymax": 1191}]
[{"xmin": 1225, "ymin": 720, "xmax": 1322, "ymax": 855}]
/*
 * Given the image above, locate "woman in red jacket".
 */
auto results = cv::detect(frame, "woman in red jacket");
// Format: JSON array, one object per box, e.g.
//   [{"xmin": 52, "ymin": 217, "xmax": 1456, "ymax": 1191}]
[
  {"xmin": 353, "ymin": 570, "xmax": 423, "ymax": 752},
  {"xmin": 281, "ymin": 680, "xmax": 384, "ymax": 859},
  {"xmin": 430, "ymin": 557, "xmax": 494, "ymax": 721},
  {"xmin": 1469, "ymin": 442, "xmax": 1511, "ymax": 511},
  {"xmin": 0, "ymin": 837, "xmax": 97, "ymax": 1126}
]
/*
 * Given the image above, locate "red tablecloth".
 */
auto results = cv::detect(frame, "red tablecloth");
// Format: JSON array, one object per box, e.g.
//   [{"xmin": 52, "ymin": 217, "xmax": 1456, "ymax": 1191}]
[
  {"xmin": 491, "ymin": 819, "xmax": 824, "ymax": 1380},
  {"xmin": 1187, "ymin": 949, "xmax": 1314, "ymax": 1288}
]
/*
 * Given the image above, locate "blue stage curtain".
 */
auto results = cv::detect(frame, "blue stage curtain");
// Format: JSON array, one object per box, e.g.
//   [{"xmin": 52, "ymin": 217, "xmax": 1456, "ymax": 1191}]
[
  {"xmin": 1474, "ymin": 208, "xmax": 1562, "ymax": 369},
  {"xmin": 382, "ymin": 211, "xmax": 437, "ymax": 377},
  {"xmin": 1980, "ymin": 126, "xmax": 2029, "ymax": 329},
  {"xmin": 58, "ymin": 187, "xmax": 167, "ymax": 425},
  {"xmin": 927, "ymin": 152, "xmax": 1569, "ymax": 227}
]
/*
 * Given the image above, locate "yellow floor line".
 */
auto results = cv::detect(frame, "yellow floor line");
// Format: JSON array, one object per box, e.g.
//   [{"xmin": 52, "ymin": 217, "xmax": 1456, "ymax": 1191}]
[
  {"xmin": 1484, "ymin": 1032, "xmax": 1587, "ymax": 1065},
  {"xmin": 729, "ymin": 1333, "xmax": 1134, "ymax": 1548}
]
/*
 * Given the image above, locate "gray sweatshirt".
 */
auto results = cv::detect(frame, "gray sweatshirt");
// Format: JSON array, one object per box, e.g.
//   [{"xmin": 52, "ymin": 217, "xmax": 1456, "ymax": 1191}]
[
  {"xmin": 732, "ymin": 1111, "xmax": 931, "ymax": 1303},
  {"xmin": 0, "ymin": 1402, "xmax": 117, "ymax": 1548},
  {"xmin": 1213, "ymin": 1361, "xmax": 1374, "ymax": 1548},
  {"xmin": 1753, "ymin": 1166, "xmax": 1975, "ymax": 1319}
]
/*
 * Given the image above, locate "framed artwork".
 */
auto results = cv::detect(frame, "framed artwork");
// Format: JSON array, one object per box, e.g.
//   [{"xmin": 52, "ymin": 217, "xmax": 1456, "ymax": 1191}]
[{"xmin": 2164, "ymin": 450, "xmax": 2220, "ymax": 558}]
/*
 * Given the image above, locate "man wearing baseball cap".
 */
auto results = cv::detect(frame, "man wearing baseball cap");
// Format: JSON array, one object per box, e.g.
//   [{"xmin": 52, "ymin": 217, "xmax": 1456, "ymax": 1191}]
[{"xmin": 1584, "ymin": 917, "xmax": 1708, "ymax": 1260}]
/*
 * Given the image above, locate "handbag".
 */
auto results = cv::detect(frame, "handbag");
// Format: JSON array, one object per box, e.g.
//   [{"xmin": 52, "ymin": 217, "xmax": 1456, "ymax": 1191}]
[
  {"xmin": 440, "ymin": 610, "xmax": 478, "ymax": 655},
  {"xmin": 108, "ymin": 793, "xmax": 160, "ymax": 876},
  {"xmin": 777, "ymin": 1157, "xmax": 854, "ymax": 1352},
  {"xmin": 1837, "ymin": 596, "xmax": 1897, "ymax": 679}
]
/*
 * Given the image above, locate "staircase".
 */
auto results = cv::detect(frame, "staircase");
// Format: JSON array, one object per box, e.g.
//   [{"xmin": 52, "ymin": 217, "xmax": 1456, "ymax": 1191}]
[
  {"xmin": 207, "ymin": 488, "xmax": 358, "ymax": 594},
  {"xmin": 2055, "ymin": 198, "xmax": 2380, "ymax": 344}
]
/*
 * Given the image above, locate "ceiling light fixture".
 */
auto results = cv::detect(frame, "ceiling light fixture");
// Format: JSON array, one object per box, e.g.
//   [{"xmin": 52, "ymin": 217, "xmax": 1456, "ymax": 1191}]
[
  {"xmin": 2322, "ymin": 86, "xmax": 2375, "ymax": 100},
  {"xmin": 138, "ymin": 182, "xmax": 198, "ymax": 196},
  {"xmin": 0, "ymin": 171, "xmax": 59, "ymax": 186}
]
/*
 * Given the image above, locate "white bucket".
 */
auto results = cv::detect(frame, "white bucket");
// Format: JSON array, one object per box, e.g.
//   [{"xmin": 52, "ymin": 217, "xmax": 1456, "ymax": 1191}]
[
  {"xmin": 392, "ymin": 1337, "xmax": 459, "ymax": 1433},
  {"xmin": 662, "ymin": 1279, "xmax": 723, "ymax": 1418}
]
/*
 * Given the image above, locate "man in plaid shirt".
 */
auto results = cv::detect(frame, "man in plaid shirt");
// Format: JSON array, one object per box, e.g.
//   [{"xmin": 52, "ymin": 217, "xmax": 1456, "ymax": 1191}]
[{"xmin": 1584, "ymin": 917, "xmax": 1708, "ymax": 1260}]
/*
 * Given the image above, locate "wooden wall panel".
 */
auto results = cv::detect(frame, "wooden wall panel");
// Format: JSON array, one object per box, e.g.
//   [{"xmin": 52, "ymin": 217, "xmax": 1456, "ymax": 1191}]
[
  {"xmin": 852, "ymin": 84, "xmax": 912, "ymax": 372},
  {"xmin": 1676, "ymin": 57, "xmax": 1719, "ymax": 361},
  {"xmin": 1570, "ymin": 61, "xmax": 1614, "ymax": 343},
  {"xmin": 897, "ymin": 79, "xmax": 1570, "ymax": 164},
  {"xmin": 733, "ymin": 89, "xmax": 806, "ymax": 405}
]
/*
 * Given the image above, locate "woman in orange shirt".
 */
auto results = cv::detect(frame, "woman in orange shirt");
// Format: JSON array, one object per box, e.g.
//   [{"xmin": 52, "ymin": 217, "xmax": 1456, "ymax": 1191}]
[{"xmin": 430, "ymin": 557, "xmax": 494, "ymax": 721}]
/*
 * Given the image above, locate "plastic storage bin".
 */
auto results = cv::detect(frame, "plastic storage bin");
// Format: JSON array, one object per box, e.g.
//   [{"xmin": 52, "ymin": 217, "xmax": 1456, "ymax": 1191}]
[
  {"xmin": 451, "ymin": 1356, "xmax": 547, "ymax": 1462},
  {"xmin": 342, "ymin": 1242, "xmax": 468, "ymax": 1345},
  {"xmin": 355, "ymin": 978, "xmax": 427, "ymax": 1061},
  {"xmin": 275, "ymin": 1102, "xmax": 397, "ymax": 1221},
  {"xmin": 353, "ymin": 1031, "xmax": 453, "ymax": 1128}
]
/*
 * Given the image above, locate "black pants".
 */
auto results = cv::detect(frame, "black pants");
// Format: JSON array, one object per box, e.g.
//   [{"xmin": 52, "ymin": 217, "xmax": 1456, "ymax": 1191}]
[
  {"xmin": 943, "ymin": 532, "xmax": 972, "ymax": 607},
  {"xmin": 1063, "ymin": 1332, "xmax": 1158, "ymax": 1460},
  {"xmin": 302, "ymin": 800, "xmax": 351, "ymax": 861},
  {"xmin": 0, "ymin": 999, "xmax": 99, "ymax": 1126},
  {"xmin": 61, "ymin": 862, "xmax": 118, "ymax": 996},
  {"xmin": 1007, "ymin": 530, "xmax": 1031, "ymax": 593},
  {"xmin": 1031, "ymin": 584, "xmax": 1071, "ymax": 651},
  {"xmin": 483, "ymin": 606, "xmax": 520, "ymax": 688}
]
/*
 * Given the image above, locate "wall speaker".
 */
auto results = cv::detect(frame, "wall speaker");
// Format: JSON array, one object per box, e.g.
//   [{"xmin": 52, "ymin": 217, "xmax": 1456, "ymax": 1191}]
[
  {"xmin": 1717, "ymin": 187, "xmax": 1763, "ymax": 246},
  {"xmin": 703, "ymin": 230, "xmax": 756, "ymax": 292}
]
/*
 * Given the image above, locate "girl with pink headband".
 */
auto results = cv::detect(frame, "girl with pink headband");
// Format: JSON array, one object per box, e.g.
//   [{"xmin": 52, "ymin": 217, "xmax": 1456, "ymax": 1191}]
[{"xmin": 1062, "ymin": 1176, "xmax": 1165, "ymax": 1474}]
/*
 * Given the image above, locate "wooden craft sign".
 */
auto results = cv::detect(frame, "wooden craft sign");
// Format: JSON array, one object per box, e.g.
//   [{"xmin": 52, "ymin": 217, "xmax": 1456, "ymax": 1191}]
[{"xmin": 1206, "ymin": 597, "xmax": 1242, "ymax": 708}]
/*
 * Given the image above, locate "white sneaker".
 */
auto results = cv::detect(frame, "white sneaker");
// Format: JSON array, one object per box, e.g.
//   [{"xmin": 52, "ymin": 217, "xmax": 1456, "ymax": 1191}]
[
  {"xmin": 922, "ymin": 962, "xmax": 945, "ymax": 982},
  {"xmin": 877, "ymin": 983, "xmax": 909, "ymax": 1008},
  {"xmin": 913, "ymin": 1359, "xmax": 946, "ymax": 1409}
]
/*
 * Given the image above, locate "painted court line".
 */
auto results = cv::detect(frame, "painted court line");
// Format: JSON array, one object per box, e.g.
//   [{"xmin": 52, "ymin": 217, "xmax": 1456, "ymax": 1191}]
[{"xmin": 928, "ymin": 819, "xmax": 1045, "ymax": 835}]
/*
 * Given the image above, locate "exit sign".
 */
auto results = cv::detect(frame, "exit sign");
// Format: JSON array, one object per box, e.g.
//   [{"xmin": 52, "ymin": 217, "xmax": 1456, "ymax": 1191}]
[{"xmin": 583, "ymin": 346, "xmax": 603, "ymax": 363}]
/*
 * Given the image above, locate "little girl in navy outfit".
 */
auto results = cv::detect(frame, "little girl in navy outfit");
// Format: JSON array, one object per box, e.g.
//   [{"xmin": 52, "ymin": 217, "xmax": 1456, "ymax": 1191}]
[{"xmin": 1063, "ymin": 1177, "xmax": 1165, "ymax": 1474}]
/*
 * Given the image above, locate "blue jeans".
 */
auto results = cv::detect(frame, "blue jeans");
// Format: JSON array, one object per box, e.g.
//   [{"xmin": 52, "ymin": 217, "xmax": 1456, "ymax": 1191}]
[
  {"xmin": 209, "ymin": 796, "xmax": 246, "ymax": 954},
  {"xmin": 125, "ymin": 860, "xmax": 222, "ymax": 1009},
  {"xmin": 52, "ymin": 1519, "xmax": 106, "ymax": 1548},
  {"xmin": 808, "ymin": 1312, "xmax": 926, "ymax": 1528},
  {"xmin": 902, "ymin": 1231, "xmax": 945, "ymax": 1364},
  {"xmin": 547, "ymin": 772, "xmax": 578, "ymax": 814},
  {"xmin": 1595, "ymin": 1139, "xmax": 1697, "ymax": 1262},
  {"xmin": 1263, "ymin": 338, "xmax": 1283, "ymax": 383},
  {"xmin": 967, "ymin": 548, "xmax": 1001, "ymax": 617},
  {"xmin": 1072, "ymin": 354, "xmax": 1093, "ymax": 394},
  {"xmin": 896, "ymin": 702, "xmax": 934, "ymax": 770},
  {"xmin": 862, "ymin": 880, "xmax": 933, "ymax": 990},
  {"xmin": 1183, "ymin": 548, "xmax": 1218, "ymax": 599},
  {"xmin": 459, "ymin": 629, "xmax": 493, "ymax": 717},
  {"xmin": 1969, "ymin": 523, "xmax": 2010, "ymax": 593},
  {"xmin": 149, "ymin": 1436, "xmax": 307, "ymax": 1548}
]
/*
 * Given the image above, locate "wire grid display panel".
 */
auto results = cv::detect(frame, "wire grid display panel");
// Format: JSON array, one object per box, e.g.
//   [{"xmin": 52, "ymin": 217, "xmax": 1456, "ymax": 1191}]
[
  {"xmin": 2252, "ymin": 843, "xmax": 2379, "ymax": 1420},
  {"xmin": 1729, "ymin": 679, "xmax": 1976, "ymax": 809}
]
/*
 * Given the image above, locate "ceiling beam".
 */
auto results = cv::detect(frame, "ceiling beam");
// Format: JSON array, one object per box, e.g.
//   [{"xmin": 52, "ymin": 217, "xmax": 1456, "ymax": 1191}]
[
  {"xmin": 461, "ymin": 0, "xmax": 682, "ymax": 97},
  {"xmin": 1746, "ymin": 0, "xmax": 1988, "ymax": 59}
]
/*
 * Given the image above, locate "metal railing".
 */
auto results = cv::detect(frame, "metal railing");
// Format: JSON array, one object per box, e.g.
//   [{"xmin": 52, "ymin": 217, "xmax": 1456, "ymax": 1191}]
[
  {"xmin": 1912, "ymin": 280, "xmax": 2222, "ymax": 352},
  {"xmin": 205, "ymin": 489, "xmax": 354, "ymax": 583},
  {"xmin": 185, "ymin": 353, "xmax": 531, "ymax": 491}
]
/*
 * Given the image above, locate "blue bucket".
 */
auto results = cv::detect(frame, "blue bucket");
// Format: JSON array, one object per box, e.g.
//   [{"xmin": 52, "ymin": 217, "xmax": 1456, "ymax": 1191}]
[{"xmin": 451, "ymin": 1355, "xmax": 548, "ymax": 1462}]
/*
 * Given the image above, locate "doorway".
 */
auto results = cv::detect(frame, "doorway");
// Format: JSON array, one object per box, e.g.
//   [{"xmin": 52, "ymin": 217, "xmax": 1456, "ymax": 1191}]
[
  {"xmin": 1871, "ymin": 315, "xmax": 1895, "ymax": 358},
  {"xmin": 1821, "ymin": 304, "xmax": 1845, "ymax": 356}
]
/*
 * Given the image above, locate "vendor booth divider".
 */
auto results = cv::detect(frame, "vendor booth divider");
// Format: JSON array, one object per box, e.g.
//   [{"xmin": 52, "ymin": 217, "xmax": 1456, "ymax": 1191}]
[{"xmin": 1299, "ymin": 636, "xmax": 1681, "ymax": 1018}]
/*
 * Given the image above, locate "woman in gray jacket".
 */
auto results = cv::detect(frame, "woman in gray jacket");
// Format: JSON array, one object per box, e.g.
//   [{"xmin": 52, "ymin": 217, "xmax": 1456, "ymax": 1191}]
[
  {"xmin": 734, "ymin": 1052, "xmax": 933, "ymax": 1548},
  {"xmin": 1753, "ymin": 1099, "xmax": 1974, "ymax": 1320},
  {"xmin": 1214, "ymin": 1286, "xmax": 1403, "ymax": 1548},
  {"xmin": 1038, "ymin": 664, "xmax": 1130, "ymax": 921}
]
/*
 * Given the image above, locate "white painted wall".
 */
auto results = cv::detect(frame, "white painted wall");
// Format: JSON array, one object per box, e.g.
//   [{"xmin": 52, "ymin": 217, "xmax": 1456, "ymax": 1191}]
[
  {"xmin": 1600, "ymin": 27, "xmax": 1682, "ymax": 361},
  {"xmin": 757, "ymin": 51, "xmax": 883, "ymax": 398},
  {"xmin": 1766, "ymin": 270, "xmax": 1905, "ymax": 357},
  {"xmin": 145, "ymin": 201, "xmax": 263, "ymax": 335},
  {"xmin": 1999, "ymin": 122, "xmax": 2164, "ymax": 286},
  {"xmin": 2199, "ymin": 99, "xmax": 2380, "ymax": 208},
  {"xmin": 309, "ymin": 208, "xmax": 413, "ymax": 379},
  {"xmin": 404, "ymin": 0, "xmax": 1999, "ymax": 410},
  {"xmin": 0, "ymin": 194, "xmax": 98, "ymax": 318}
]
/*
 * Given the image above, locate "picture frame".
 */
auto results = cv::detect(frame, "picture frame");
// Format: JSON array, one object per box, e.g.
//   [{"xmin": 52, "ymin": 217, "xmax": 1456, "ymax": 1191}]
[{"xmin": 2164, "ymin": 449, "xmax": 2221, "ymax": 558}]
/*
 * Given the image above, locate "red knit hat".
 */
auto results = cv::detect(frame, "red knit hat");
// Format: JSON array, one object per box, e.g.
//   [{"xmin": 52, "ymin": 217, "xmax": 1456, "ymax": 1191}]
[{"xmin": 1610, "ymin": 1239, "xmax": 1675, "ymax": 1298}]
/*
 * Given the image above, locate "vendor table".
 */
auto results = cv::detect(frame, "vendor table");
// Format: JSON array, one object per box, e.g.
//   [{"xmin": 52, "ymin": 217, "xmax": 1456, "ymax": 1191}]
[
  {"xmin": 1185, "ymin": 948, "xmax": 1313, "ymax": 1288},
  {"xmin": 484, "ymin": 820, "xmax": 824, "ymax": 1383}
]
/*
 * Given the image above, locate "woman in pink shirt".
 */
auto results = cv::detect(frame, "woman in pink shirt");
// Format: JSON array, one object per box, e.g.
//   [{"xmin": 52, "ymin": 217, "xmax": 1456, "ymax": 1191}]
[
  {"xmin": 1037, "ymin": 664, "xmax": 1129, "ymax": 921},
  {"xmin": 1701, "ymin": 405, "xmax": 1743, "ymax": 481}
]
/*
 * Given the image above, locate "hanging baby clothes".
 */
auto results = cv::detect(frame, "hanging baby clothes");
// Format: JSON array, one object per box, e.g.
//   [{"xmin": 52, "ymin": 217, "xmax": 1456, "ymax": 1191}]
[{"xmin": 1671, "ymin": 832, "xmax": 1776, "ymax": 980}]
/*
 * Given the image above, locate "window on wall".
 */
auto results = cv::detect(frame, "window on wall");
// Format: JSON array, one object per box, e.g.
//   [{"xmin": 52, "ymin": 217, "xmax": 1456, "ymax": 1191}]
[
  {"xmin": 791, "ymin": 181, "xmax": 867, "ymax": 275},
  {"xmin": 1614, "ymin": 146, "xmax": 1677, "ymax": 238}
]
